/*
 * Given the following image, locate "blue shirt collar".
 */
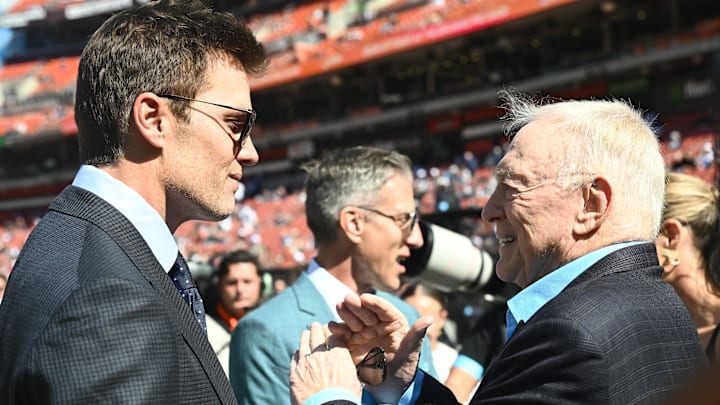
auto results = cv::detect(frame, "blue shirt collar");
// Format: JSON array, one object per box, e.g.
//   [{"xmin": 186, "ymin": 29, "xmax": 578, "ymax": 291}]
[
  {"xmin": 506, "ymin": 241, "xmax": 644, "ymax": 339},
  {"xmin": 72, "ymin": 165, "xmax": 178, "ymax": 272}
]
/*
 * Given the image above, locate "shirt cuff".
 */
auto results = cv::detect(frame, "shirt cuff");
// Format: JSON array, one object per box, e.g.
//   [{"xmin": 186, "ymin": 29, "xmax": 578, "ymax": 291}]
[
  {"xmin": 304, "ymin": 388, "xmax": 360, "ymax": 405},
  {"xmin": 452, "ymin": 354, "xmax": 484, "ymax": 380}
]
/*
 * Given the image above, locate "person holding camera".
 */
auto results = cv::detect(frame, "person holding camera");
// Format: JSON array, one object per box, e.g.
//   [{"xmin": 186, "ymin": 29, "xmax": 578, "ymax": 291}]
[
  {"xmin": 288, "ymin": 89, "xmax": 707, "ymax": 404},
  {"xmin": 229, "ymin": 146, "xmax": 437, "ymax": 404}
]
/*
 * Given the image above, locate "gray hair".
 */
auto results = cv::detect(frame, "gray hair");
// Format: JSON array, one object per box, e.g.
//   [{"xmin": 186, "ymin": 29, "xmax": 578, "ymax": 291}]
[
  {"xmin": 302, "ymin": 146, "xmax": 413, "ymax": 245},
  {"xmin": 498, "ymin": 89, "xmax": 666, "ymax": 239}
]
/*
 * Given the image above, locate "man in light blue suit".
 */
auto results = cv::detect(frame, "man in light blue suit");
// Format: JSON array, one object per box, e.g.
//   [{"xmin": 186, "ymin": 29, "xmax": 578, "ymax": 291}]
[{"xmin": 229, "ymin": 146, "xmax": 437, "ymax": 404}]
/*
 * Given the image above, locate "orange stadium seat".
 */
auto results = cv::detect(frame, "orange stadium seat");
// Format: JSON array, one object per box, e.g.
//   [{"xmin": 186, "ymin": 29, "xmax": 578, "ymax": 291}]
[
  {"xmin": 7, "ymin": 0, "xmax": 49, "ymax": 13},
  {"xmin": 32, "ymin": 56, "xmax": 81, "ymax": 95},
  {"xmin": 0, "ymin": 105, "xmax": 71, "ymax": 138},
  {"xmin": 0, "ymin": 60, "xmax": 39, "ymax": 82}
]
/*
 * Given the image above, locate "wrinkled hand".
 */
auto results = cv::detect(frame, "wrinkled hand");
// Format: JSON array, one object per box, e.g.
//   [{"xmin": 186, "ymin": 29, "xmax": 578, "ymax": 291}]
[
  {"xmin": 290, "ymin": 322, "xmax": 362, "ymax": 405},
  {"xmin": 329, "ymin": 293, "xmax": 433, "ymax": 404}
]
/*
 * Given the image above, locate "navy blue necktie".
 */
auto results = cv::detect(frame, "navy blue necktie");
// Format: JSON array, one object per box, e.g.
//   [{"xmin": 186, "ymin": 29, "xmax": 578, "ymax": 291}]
[{"xmin": 170, "ymin": 253, "xmax": 207, "ymax": 334}]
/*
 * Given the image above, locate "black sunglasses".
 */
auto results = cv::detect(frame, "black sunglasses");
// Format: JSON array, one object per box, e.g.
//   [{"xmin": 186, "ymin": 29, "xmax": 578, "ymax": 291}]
[{"xmin": 158, "ymin": 94, "xmax": 256, "ymax": 156}]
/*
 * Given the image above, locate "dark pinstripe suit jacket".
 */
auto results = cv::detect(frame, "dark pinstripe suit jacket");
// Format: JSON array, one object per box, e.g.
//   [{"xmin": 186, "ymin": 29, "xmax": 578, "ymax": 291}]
[
  {"xmin": 416, "ymin": 243, "xmax": 708, "ymax": 405},
  {"xmin": 0, "ymin": 186, "xmax": 236, "ymax": 404}
]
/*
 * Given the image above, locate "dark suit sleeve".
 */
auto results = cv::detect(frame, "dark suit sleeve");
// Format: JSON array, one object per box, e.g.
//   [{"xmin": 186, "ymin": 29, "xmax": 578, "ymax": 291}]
[
  {"xmin": 16, "ymin": 278, "xmax": 180, "ymax": 403},
  {"xmin": 469, "ymin": 317, "xmax": 607, "ymax": 404},
  {"xmin": 416, "ymin": 372, "xmax": 462, "ymax": 404}
]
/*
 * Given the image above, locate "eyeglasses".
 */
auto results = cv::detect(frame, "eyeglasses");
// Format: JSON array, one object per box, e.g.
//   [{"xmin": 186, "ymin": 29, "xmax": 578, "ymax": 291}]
[
  {"xmin": 357, "ymin": 205, "xmax": 419, "ymax": 235},
  {"xmin": 158, "ymin": 94, "xmax": 256, "ymax": 156},
  {"xmin": 356, "ymin": 347, "xmax": 387, "ymax": 386}
]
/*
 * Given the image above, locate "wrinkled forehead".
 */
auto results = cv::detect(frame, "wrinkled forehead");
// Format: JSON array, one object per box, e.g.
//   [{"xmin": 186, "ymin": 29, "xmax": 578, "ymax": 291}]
[{"xmin": 496, "ymin": 121, "xmax": 564, "ymax": 181}]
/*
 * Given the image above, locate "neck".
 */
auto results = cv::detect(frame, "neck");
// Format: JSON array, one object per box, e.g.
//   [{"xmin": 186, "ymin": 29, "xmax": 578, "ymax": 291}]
[
  {"xmin": 673, "ymin": 272, "xmax": 720, "ymax": 346},
  {"xmin": 315, "ymin": 247, "xmax": 360, "ymax": 293},
  {"xmin": 100, "ymin": 161, "xmax": 172, "ymax": 229}
]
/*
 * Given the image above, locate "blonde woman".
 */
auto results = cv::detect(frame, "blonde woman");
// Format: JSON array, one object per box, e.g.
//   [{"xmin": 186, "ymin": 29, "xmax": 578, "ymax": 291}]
[{"xmin": 656, "ymin": 172, "xmax": 720, "ymax": 360}]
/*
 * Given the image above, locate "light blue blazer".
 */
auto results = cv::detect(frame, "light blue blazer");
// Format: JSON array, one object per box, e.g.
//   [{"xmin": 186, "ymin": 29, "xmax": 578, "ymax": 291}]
[{"xmin": 229, "ymin": 272, "xmax": 437, "ymax": 404}]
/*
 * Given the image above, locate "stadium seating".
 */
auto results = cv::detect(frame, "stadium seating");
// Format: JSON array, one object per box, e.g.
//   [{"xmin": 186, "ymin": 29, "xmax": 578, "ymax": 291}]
[
  {"xmin": 32, "ymin": 56, "xmax": 80, "ymax": 95},
  {"xmin": 1, "ymin": 0, "xmax": 718, "ymax": 277}
]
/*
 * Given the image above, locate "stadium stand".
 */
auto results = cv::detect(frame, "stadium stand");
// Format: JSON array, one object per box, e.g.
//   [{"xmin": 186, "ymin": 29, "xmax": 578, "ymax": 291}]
[{"xmin": 0, "ymin": 0, "xmax": 719, "ymax": 278}]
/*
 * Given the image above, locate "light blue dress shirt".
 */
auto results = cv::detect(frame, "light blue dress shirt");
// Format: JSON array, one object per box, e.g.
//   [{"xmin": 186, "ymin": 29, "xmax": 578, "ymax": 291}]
[
  {"xmin": 72, "ymin": 164, "xmax": 178, "ymax": 272},
  {"xmin": 505, "ymin": 241, "xmax": 644, "ymax": 340},
  {"xmin": 452, "ymin": 353, "xmax": 485, "ymax": 381},
  {"xmin": 318, "ymin": 241, "xmax": 648, "ymax": 405}
]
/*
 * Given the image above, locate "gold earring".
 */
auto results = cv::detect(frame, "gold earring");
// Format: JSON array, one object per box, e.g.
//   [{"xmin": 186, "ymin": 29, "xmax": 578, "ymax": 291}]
[{"xmin": 660, "ymin": 248, "xmax": 680, "ymax": 266}]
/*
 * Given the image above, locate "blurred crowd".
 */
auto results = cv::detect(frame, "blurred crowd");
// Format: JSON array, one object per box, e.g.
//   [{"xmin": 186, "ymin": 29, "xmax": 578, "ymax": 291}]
[
  {"xmin": 0, "ymin": 153, "xmax": 493, "ymax": 275},
  {"xmin": 160, "ymin": 149, "xmax": 503, "ymax": 275},
  {"xmin": 1, "ymin": 125, "xmax": 717, "ymax": 278}
]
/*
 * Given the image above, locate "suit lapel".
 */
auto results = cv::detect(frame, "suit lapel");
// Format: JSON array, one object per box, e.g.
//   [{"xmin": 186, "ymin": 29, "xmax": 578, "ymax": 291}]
[
  {"xmin": 155, "ymin": 262, "xmax": 234, "ymax": 403},
  {"xmin": 481, "ymin": 243, "xmax": 659, "ymax": 384},
  {"xmin": 50, "ymin": 186, "xmax": 234, "ymax": 403},
  {"xmin": 292, "ymin": 272, "xmax": 336, "ymax": 319}
]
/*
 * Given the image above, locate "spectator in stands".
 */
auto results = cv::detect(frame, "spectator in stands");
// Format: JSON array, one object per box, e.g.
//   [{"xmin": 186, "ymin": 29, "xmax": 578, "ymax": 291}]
[
  {"xmin": 204, "ymin": 249, "xmax": 264, "ymax": 376},
  {"xmin": 288, "ymin": 89, "xmax": 708, "ymax": 405},
  {"xmin": 0, "ymin": 1, "xmax": 267, "ymax": 403},
  {"xmin": 400, "ymin": 282, "xmax": 458, "ymax": 382},
  {"xmin": 229, "ymin": 146, "xmax": 437, "ymax": 404},
  {"xmin": 273, "ymin": 277, "xmax": 288, "ymax": 294},
  {"xmin": 697, "ymin": 141, "xmax": 715, "ymax": 170},
  {"xmin": 656, "ymin": 172, "xmax": 720, "ymax": 360},
  {"xmin": 668, "ymin": 129, "xmax": 683, "ymax": 151}
]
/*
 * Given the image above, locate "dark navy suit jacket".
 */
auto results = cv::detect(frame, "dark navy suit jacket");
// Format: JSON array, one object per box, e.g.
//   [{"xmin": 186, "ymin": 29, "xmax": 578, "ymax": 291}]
[
  {"xmin": 0, "ymin": 186, "xmax": 236, "ymax": 404},
  {"xmin": 416, "ymin": 243, "xmax": 707, "ymax": 404}
]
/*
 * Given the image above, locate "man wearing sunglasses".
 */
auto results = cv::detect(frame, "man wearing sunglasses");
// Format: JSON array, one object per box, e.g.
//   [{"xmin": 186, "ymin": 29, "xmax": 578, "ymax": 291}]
[
  {"xmin": 229, "ymin": 146, "xmax": 437, "ymax": 404},
  {"xmin": 0, "ymin": 1, "xmax": 267, "ymax": 403}
]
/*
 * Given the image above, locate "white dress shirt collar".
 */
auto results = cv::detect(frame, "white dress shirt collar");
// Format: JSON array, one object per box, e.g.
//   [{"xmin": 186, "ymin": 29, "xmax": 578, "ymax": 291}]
[
  {"xmin": 306, "ymin": 259, "xmax": 357, "ymax": 321},
  {"xmin": 72, "ymin": 164, "xmax": 178, "ymax": 272}
]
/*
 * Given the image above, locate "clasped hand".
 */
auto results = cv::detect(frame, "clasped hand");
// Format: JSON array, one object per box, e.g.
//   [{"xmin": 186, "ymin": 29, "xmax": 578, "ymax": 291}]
[{"xmin": 289, "ymin": 293, "xmax": 433, "ymax": 405}]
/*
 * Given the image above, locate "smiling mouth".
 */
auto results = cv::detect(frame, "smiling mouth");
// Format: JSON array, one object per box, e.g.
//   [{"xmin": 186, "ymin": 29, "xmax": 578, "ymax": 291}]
[{"xmin": 498, "ymin": 236, "xmax": 515, "ymax": 246}]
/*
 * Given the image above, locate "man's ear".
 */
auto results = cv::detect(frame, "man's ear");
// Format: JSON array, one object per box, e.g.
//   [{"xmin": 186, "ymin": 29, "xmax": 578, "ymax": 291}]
[
  {"xmin": 339, "ymin": 206, "xmax": 364, "ymax": 244},
  {"xmin": 574, "ymin": 176, "xmax": 610, "ymax": 236},
  {"xmin": 130, "ymin": 92, "xmax": 170, "ymax": 149}
]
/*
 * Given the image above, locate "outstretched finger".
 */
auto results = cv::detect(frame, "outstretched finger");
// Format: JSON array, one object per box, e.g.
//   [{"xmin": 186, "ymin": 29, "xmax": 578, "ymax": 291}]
[
  {"xmin": 389, "ymin": 315, "xmax": 433, "ymax": 365},
  {"xmin": 407, "ymin": 316, "xmax": 434, "ymax": 346},
  {"xmin": 309, "ymin": 322, "xmax": 326, "ymax": 352},
  {"xmin": 323, "ymin": 324, "xmax": 340, "ymax": 350}
]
